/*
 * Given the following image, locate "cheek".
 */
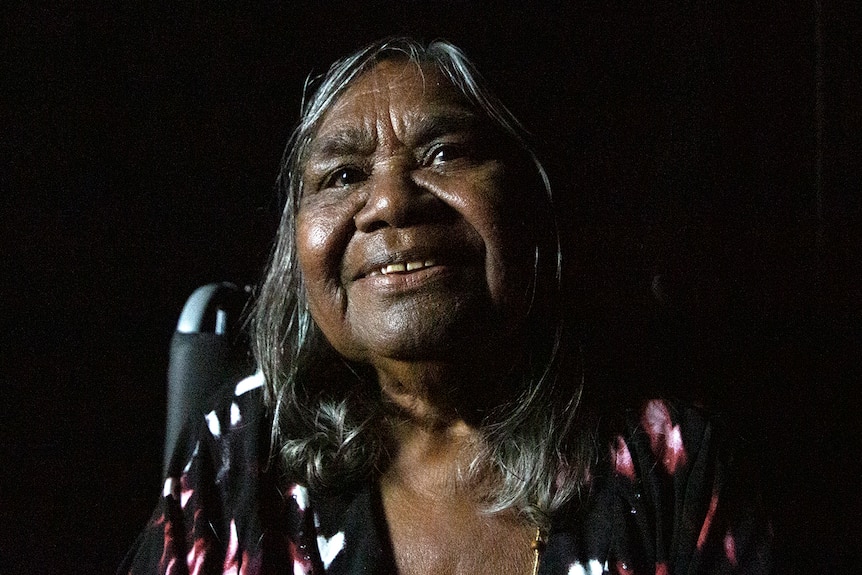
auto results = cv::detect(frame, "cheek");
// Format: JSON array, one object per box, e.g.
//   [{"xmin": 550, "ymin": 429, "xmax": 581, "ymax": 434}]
[
  {"xmin": 296, "ymin": 198, "xmax": 355, "ymax": 283},
  {"xmin": 296, "ymin": 203, "xmax": 367, "ymax": 358},
  {"xmin": 464, "ymin": 192, "xmax": 534, "ymax": 307},
  {"xmin": 296, "ymin": 213, "xmax": 335, "ymax": 286},
  {"xmin": 296, "ymin": 209, "xmax": 349, "ymax": 322},
  {"xmin": 485, "ymin": 219, "xmax": 535, "ymax": 314}
]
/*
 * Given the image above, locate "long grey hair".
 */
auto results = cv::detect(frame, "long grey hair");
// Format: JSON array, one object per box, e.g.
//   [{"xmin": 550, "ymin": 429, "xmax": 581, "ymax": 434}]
[{"xmin": 252, "ymin": 37, "xmax": 592, "ymax": 528}]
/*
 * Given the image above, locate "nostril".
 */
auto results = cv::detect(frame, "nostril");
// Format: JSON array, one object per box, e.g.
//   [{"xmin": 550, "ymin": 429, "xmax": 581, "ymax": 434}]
[
  {"xmin": 353, "ymin": 179, "xmax": 415, "ymax": 231},
  {"xmin": 359, "ymin": 219, "xmax": 388, "ymax": 233},
  {"xmin": 353, "ymin": 193, "xmax": 397, "ymax": 232},
  {"xmin": 352, "ymin": 172, "xmax": 452, "ymax": 232}
]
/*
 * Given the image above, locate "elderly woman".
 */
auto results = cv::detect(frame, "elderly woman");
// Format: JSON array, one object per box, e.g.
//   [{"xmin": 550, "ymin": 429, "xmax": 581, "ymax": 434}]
[{"xmin": 121, "ymin": 38, "xmax": 771, "ymax": 575}]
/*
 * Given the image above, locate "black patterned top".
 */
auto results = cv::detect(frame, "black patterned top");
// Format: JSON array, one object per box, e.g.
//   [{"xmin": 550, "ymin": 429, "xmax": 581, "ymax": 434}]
[{"xmin": 119, "ymin": 373, "xmax": 772, "ymax": 574}]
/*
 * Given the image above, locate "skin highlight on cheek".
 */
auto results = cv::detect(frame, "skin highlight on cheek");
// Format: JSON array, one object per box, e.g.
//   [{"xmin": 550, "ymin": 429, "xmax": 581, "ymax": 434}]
[{"xmin": 305, "ymin": 222, "xmax": 333, "ymax": 255}]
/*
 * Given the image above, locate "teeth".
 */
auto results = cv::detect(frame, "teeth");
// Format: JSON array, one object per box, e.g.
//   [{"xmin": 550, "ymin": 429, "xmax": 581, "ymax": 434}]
[
  {"xmin": 378, "ymin": 259, "xmax": 436, "ymax": 275},
  {"xmin": 405, "ymin": 261, "xmax": 426, "ymax": 271},
  {"xmin": 381, "ymin": 263, "xmax": 406, "ymax": 274}
]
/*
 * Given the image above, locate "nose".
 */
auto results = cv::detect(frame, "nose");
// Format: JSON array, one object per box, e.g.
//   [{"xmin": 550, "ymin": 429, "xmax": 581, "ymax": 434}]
[{"xmin": 353, "ymin": 164, "xmax": 431, "ymax": 233}]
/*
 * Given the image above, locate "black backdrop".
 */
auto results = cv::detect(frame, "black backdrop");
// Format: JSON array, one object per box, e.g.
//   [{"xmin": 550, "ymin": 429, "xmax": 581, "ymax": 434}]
[{"xmin": 3, "ymin": 2, "xmax": 860, "ymax": 573}]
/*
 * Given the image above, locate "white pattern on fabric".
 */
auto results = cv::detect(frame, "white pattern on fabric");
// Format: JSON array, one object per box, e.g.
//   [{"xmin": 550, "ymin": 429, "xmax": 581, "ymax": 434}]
[
  {"xmin": 230, "ymin": 402, "xmax": 241, "ymax": 426},
  {"xmin": 316, "ymin": 532, "xmax": 345, "ymax": 569},
  {"xmin": 163, "ymin": 477, "xmax": 180, "ymax": 499},
  {"xmin": 568, "ymin": 559, "xmax": 604, "ymax": 575},
  {"xmin": 291, "ymin": 484, "xmax": 309, "ymax": 511},
  {"xmin": 205, "ymin": 410, "xmax": 221, "ymax": 438},
  {"xmin": 183, "ymin": 441, "xmax": 199, "ymax": 473},
  {"xmin": 235, "ymin": 371, "xmax": 264, "ymax": 396}
]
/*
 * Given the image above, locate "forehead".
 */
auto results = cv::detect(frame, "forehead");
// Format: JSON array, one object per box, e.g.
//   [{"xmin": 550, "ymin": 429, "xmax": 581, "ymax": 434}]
[{"xmin": 313, "ymin": 60, "xmax": 476, "ymax": 139}]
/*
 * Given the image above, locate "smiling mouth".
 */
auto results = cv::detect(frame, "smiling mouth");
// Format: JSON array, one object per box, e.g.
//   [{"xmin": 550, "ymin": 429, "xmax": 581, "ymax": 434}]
[{"xmin": 366, "ymin": 259, "xmax": 437, "ymax": 277}]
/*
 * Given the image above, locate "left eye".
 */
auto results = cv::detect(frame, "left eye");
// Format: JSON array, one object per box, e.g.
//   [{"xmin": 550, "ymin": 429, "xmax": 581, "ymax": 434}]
[
  {"xmin": 324, "ymin": 166, "xmax": 367, "ymax": 188},
  {"xmin": 426, "ymin": 144, "xmax": 466, "ymax": 166}
]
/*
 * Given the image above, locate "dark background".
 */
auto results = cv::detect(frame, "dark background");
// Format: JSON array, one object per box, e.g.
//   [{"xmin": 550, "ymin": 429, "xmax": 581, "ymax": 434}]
[{"xmin": 3, "ymin": 2, "xmax": 860, "ymax": 573}]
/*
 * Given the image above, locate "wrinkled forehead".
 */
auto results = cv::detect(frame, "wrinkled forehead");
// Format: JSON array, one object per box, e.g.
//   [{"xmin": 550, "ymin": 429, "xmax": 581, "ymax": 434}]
[
  {"xmin": 332, "ymin": 59, "xmax": 463, "ymax": 113},
  {"xmin": 310, "ymin": 60, "xmax": 481, "ymax": 144}
]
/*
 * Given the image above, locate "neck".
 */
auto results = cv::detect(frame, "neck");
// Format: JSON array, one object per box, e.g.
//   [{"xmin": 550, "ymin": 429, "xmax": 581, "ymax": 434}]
[
  {"xmin": 371, "ymin": 353, "xmax": 519, "ymax": 497},
  {"xmin": 372, "ymin": 350, "xmax": 522, "ymax": 428},
  {"xmin": 381, "ymin": 414, "xmax": 493, "ymax": 502}
]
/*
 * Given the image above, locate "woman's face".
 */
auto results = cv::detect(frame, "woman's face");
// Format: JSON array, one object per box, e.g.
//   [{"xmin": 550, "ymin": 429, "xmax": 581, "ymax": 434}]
[{"xmin": 296, "ymin": 60, "xmax": 533, "ymax": 369}]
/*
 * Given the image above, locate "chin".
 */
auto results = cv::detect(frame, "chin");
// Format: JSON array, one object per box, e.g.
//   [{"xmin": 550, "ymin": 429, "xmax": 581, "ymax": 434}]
[
  {"xmin": 368, "ymin": 311, "xmax": 517, "ymax": 364},
  {"xmin": 361, "ymin": 325, "xmax": 461, "ymax": 361}
]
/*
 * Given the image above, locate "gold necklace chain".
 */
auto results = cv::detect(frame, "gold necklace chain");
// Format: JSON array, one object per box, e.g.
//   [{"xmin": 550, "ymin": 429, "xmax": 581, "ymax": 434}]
[{"xmin": 530, "ymin": 528, "xmax": 547, "ymax": 575}]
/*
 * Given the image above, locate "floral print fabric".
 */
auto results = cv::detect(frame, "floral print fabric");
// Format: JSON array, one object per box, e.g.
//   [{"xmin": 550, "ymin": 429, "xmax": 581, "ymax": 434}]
[{"xmin": 119, "ymin": 374, "xmax": 772, "ymax": 574}]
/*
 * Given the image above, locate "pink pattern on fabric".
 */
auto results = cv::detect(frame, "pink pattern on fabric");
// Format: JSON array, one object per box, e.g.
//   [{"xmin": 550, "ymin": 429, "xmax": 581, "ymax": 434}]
[
  {"xmin": 696, "ymin": 487, "xmax": 720, "ymax": 550},
  {"xmin": 187, "ymin": 535, "xmax": 208, "ymax": 575},
  {"xmin": 289, "ymin": 539, "xmax": 314, "ymax": 575},
  {"xmin": 724, "ymin": 530, "xmax": 738, "ymax": 567},
  {"xmin": 223, "ymin": 519, "xmax": 240, "ymax": 575},
  {"xmin": 611, "ymin": 435, "xmax": 636, "ymax": 480},
  {"xmin": 159, "ymin": 514, "xmax": 178, "ymax": 575},
  {"xmin": 180, "ymin": 474, "xmax": 195, "ymax": 509},
  {"xmin": 641, "ymin": 400, "xmax": 688, "ymax": 474},
  {"xmin": 655, "ymin": 562, "xmax": 669, "ymax": 575},
  {"xmin": 164, "ymin": 477, "xmax": 181, "ymax": 499},
  {"xmin": 181, "ymin": 489, "xmax": 194, "ymax": 509},
  {"xmin": 186, "ymin": 509, "xmax": 211, "ymax": 575},
  {"xmin": 283, "ymin": 482, "xmax": 316, "ymax": 574},
  {"xmin": 159, "ymin": 503, "xmax": 181, "ymax": 575},
  {"xmin": 220, "ymin": 523, "xmax": 258, "ymax": 575}
]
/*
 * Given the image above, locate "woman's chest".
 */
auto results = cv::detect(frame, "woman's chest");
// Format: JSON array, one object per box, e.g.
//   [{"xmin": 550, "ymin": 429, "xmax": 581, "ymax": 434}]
[
  {"xmin": 382, "ymin": 498, "xmax": 539, "ymax": 575},
  {"xmin": 292, "ymin": 480, "xmax": 630, "ymax": 575}
]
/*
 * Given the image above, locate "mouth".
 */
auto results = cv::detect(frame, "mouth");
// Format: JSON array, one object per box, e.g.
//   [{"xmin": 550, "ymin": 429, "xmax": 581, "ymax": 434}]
[
  {"xmin": 346, "ymin": 229, "xmax": 480, "ymax": 284},
  {"xmin": 365, "ymin": 259, "xmax": 437, "ymax": 277}
]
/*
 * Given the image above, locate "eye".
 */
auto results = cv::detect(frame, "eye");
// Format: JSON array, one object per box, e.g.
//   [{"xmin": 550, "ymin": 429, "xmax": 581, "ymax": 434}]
[
  {"xmin": 426, "ymin": 143, "xmax": 468, "ymax": 166},
  {"xmin": 324, "ymin": 166, "xmax": 367, "ymax": 189}
]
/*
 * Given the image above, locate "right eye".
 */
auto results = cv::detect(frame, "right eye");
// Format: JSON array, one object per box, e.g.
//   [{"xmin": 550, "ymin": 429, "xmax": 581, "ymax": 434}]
[{"xmin": 324, "ymin": 166, "xmax": 367, "ymax": 189}]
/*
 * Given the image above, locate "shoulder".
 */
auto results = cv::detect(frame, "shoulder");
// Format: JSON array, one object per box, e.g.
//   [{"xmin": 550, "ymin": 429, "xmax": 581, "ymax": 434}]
[
  {"xmin": 201, "ymin": 371, "xmax": 269, "ymax": 449},
  {"xmin": 602, "ymin": 398, "xmax": 772, "ymax": 573},
  {"xmin": 120, "ymin": 372, "xmax": 292, "ymax": 574},
  {"xmin": 610, "ymin": 398, "xmax": 719, "ymax": 480}
]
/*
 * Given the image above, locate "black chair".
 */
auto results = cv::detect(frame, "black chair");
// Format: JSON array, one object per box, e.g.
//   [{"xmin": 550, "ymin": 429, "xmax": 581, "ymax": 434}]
[{"xmin": 163, "ymin": 282, "xmax": 254, "ymax": 476}]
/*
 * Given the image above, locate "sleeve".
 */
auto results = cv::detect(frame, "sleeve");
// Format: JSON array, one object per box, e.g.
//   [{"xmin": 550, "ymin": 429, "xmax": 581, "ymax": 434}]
[
  {"xmin": 117, "ymin": 416, "xmax": 227, "ymax": 575},
  {"xmin": 608, "ymin": 399, "xmax": 773, "ymax": 575},
  {"xmin": 117, "ymin": 376, "xmax": 285, "ymax": 575}
]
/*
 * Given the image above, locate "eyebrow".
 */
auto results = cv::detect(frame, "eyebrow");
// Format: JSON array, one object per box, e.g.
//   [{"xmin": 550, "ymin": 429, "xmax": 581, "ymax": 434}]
[
  {"xmin": 308, "ymin": 125, "xmax": 375, "ymax": 159},
  {"xmin": 307, "ymin": 107, "xmax": 485, "ymax": 160},
  {"xmin": 411, "ymin": 108, "xmax": 485, "ymax": 144}
]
